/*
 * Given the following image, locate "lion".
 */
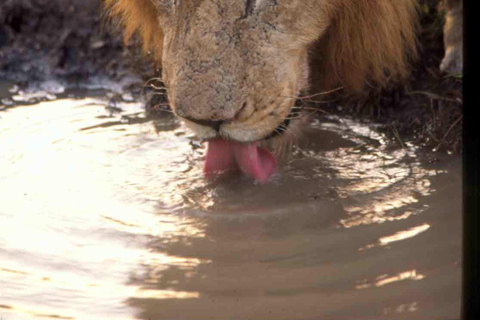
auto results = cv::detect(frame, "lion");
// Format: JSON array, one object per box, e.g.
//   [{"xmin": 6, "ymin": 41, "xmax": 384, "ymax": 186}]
[{"xmin": 104, "ymin": 0, "xmax": 461, "ymax": 183}]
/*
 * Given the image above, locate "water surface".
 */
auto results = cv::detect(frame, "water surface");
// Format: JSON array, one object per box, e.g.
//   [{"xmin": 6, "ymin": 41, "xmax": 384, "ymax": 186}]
[{"xmin": 0, "ymin": 90, "xmax": 462, "ymax": 320}]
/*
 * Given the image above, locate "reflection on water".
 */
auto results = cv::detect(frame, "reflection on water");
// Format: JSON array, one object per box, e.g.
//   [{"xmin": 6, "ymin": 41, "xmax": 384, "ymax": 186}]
[
  {"xmin": 378, "ymin": 223, "xmax": 431, "ymax": 246},
  {"xmin": 356, "ymin": 269, "xmax": 425, "ymax": 290},
  {"xmin": 375, "ymin": 270, "xmax": 426, "ymax": 287},
  {"xmin": 306, "ymin": 119, "xmax": 443, "ymax": 228},
  {"xmin": 0, "ymin": 91, "xmax": 461, "ymax": 320}
]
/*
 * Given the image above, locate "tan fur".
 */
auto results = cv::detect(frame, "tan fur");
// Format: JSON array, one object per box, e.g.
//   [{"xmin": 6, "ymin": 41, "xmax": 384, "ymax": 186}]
[
  {"xmin": 104, "ymin": 0, "xmax": 419, "ymax": 142},
  {"xmin": 439, "ymin": 0, "xmax": 462, "ymax": 74},
  {"xmin": 104, "ymin": 0, "xmax": 163, "ymax": 60},
  {"xmin": 312, "ymin": 0, "xmax": 418, "ymax": 92}
]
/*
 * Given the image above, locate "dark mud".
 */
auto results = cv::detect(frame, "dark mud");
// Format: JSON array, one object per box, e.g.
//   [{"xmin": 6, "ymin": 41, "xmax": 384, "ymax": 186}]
[
  {"xmin": 0, "ymin": 0, "xmax": 154, "ymax": 101},
  {"xmin": 316, "ymin": 1, "xmax": 462, "ymax": 154}
]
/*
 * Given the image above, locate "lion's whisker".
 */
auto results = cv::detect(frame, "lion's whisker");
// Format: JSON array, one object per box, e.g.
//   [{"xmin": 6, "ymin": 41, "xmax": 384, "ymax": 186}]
[
  {"xmin": 150, "ymin": 86, "xmax": 167, "ymax": 91},
  {"xmin": 300, "ymin": 99, "xmax": 337, "ymax": 104},
  {"xmin": 278, "ymin": 86, "xmax": 343, "ymax": 102},
  {"xmin": 290, "ymin": 106, "xmax": 328, "ymax": 112},
  {"xmin": 142, "ymin": 77, "xmax": 166, "ymax": 95},
  {"xmin": 296, "ymin": 86, "xmax": 343, "ymax": 100},
  {"xmin": 270, "ymin": 114, "xmax": 304, "ymax": 121},
  {"xmin": 144, "ymin": 77, "xmax": 164, "ymax": 85},
  {"xmin": 149, "ymin": 103, "xmax": 174, "ymax": 113}
]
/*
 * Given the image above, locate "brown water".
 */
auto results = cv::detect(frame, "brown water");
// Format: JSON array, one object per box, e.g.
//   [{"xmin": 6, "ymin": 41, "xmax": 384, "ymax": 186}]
[{"xmin": 0, "ymin": 92, "xmax": 462, "ymax": 320}]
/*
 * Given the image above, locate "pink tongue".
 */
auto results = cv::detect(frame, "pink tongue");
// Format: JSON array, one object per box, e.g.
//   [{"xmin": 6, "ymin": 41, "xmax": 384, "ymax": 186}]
[{"xmin": 204, "ymin": 139, "xmax": 277, "ymax": 183}]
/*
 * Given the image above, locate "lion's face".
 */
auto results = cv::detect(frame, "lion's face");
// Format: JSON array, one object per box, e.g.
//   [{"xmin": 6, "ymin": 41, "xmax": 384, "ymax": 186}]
[
  {"xmin": 155, "ymin": 0, "xmax": 328, "ymax": 142},
  {"xmin": 106, "ymin": 0, "xmax": 418, "ymax": 181}
]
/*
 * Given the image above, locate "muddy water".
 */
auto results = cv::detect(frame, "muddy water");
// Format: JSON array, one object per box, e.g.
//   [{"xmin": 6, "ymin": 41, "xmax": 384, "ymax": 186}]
[{"xmin": 0, "ymin": 91, "xmax": 461, "ymax": 320}]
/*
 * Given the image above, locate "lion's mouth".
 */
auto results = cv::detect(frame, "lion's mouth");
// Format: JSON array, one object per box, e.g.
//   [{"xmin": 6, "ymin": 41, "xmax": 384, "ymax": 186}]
[
  {"xmin": 265, "ymin": 109, "xmax": 295, "ymax": 140},
  {"xmin": 204, "ymin": 139, "xmax": 277, "ymax": 183},
  {"xmin": 202, "ymin": 107, "xmax": 296, "ymax": 183}
]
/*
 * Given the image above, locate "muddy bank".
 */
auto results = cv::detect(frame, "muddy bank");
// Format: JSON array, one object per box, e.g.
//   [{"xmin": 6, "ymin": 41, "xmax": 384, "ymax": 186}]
[
  {"xmin": 319, "ymin": 1, "xmax": 462, "ymax": 153},
  {"xmin": 0, "ymin": 0, "xmax": 153, "ymax": 94},
  {"xmin": 0, "ymin": 0, "xmax": 462, "ymax": 152}
]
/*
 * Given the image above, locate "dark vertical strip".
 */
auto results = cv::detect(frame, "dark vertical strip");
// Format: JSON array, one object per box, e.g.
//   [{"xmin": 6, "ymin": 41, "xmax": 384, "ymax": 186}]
[
  {"xmin": 241, "ymin": 0, "xmax": 256, "ymax": 19},
  {"xmin": 462, "ymin": 0, "xmax": 480, "ymax": 318}
]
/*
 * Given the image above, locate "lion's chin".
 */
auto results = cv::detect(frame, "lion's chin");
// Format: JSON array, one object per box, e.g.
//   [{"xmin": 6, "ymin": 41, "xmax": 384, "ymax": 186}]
[
  {"xmin": 184, "ymin": 120, "xmax": 284, "ymax": 143},
  {"xmin": 183, "ymin": 119, "xmax": 290, "ymax": 182},
  {"xmin": 203, "ymin": 138, "xmax": 277, "ymax": 183}
]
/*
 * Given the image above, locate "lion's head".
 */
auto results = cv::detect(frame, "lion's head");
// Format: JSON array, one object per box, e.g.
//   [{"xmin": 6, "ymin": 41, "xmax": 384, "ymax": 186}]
[{"xmin": 105, "ymin": 0, "xmax": 417, "ymax": 182}]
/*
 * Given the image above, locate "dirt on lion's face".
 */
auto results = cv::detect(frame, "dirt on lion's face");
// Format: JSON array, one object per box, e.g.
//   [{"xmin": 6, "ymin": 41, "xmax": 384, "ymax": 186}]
[
  {"xmin": 105, "ymin": 0, "xmax": 418, "ymax": 182},
  {"xmin": 159, "ymin": 1, "xmax": 328, "ymax": 142}
]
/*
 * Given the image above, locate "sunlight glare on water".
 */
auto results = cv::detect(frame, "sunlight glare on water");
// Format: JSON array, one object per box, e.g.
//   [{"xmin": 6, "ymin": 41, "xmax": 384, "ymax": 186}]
[
  {"xmin": 0, "ymin": 98, "xmax": 208, "ymax": 319},
  {"xmin": 0, "ymin": 94, "xmax": 461, "ymax": 320}
]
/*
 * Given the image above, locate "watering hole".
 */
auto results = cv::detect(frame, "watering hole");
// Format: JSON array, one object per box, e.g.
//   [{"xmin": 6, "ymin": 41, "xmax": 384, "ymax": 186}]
[{"xmin": 0, "ymin": 86, "xmax": 461, "ymax": 320}]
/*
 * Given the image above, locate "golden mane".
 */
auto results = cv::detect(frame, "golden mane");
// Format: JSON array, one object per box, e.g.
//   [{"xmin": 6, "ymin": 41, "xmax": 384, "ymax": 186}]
[
  {"xmin": 104, "ymin": 0, "xmax": 163, "ymax": 61},
  {"xmin": 315, "ymin": 0, "xmax": 418, "ymax": 92},
  {"xmin": 104, "ymin": 0, "xmax": 418, "ymax": 92}
]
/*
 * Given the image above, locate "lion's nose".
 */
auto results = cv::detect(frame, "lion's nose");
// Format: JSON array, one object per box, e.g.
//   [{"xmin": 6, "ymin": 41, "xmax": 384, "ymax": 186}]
[{"xmin": 183, "ymin": 117, "xmax": 223, "ymax": 132}]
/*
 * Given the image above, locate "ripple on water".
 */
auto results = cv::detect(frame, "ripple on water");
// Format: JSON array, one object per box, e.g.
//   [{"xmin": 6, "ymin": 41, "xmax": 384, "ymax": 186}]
[{"xmin": 0, "ymin": 92, "xmax": 461, "ymax": 320}]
